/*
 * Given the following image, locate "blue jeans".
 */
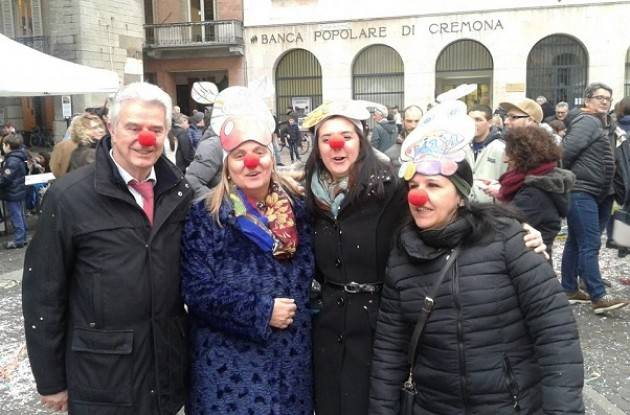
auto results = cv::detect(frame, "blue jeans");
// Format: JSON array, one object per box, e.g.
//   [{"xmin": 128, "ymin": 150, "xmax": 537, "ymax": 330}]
[
  {"xmin": 6, "ymin": 200, "xmax": 27, "ymax": 245},
  {"xmin": 561, "ymin": 192, "xmax": 613, "ymax": 301}
]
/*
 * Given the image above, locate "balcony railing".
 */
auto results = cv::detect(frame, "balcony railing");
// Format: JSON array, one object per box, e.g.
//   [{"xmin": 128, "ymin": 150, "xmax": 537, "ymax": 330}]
[
  {"xmin": 144, "ymin": 20, "xmax": 243, "ymax": 49},
  {"xmin": 14, "ymin": 35, "xmax": 48, "ymax": 53}
]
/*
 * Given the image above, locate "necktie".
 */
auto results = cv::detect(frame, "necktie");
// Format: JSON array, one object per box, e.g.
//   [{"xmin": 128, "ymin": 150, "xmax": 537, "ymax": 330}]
[{"xmin": 129, "ymin": 180, "xmax": 154, "ymax": 225}]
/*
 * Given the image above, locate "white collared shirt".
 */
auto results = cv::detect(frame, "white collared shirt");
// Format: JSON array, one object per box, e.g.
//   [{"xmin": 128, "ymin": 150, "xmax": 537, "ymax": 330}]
[{"xmin": 109, "ymin": 150, "xmax": 157, "ymax": 208}]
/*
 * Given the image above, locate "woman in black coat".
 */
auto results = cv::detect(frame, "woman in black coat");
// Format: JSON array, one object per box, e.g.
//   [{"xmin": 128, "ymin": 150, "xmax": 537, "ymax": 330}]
[
  {"xmin": 369, "ymin": 104, "xmax": 584, "ymax": 415},
  {"xmin": 491, "ymin": 126, "xmax": 575, "ymax": 260},
  {"xmin": 303, "ymin": 101, "xmax": 406, "ymax": 415}
]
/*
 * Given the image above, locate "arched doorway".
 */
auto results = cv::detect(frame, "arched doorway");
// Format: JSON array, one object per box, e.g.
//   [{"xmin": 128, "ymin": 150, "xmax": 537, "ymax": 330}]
[
  {"xmin": 275, "ymin": 48, "xmax": 322, "ymax": 124},
  {"xmin": 435, "ymin": 39, "xmax": 493, "ymax": 108},
  {"xmin": 352, "ymin": 44, "xmax": 404, "ymax": 109},
  {"xmin": 527, "ymin": 34, "xmax": 588, "ymax": 108}
]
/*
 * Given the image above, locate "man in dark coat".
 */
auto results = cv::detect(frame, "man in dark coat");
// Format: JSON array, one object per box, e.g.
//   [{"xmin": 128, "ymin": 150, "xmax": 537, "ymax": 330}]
[
  {"xmin": 22, "ymin": 82, "xmax": 193, "ymax": 414},
  {"xmin": 561, "ymin": 82, "xmax": 628, "ymax": 314}
]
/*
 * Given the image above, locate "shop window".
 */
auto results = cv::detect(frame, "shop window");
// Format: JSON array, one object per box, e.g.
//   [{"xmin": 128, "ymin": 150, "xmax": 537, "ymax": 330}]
[
  {"xmin": 435, "ymin": 39, "xmax": 493, "ymax": 108},
  {"xmin": 352, "ymin": 44, "xmax": 404, "ymax": 109},
  {"xmin": 527, "ymin": 34, "xmax": 588, "ymax": 108},
  {"xmin": 275, "ymin": 48, "xmax": 322, "ymax": 125}
]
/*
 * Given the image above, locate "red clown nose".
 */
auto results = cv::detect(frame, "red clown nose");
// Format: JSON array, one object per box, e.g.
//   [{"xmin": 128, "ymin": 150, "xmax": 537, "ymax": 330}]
[
  {"xmin": 137, "ymin": 130, "xmax": 157, "ymax": 147},
  {"xmin": 328, "ymin": 133, "xmax": 345, "ymax": 150},
  {"xmin": 408, "ymin": 188, "xmax": 428, "ymax": 207},
  {"xmin": 243, "ymin": 154, "xmax": 260, "ymax": 169}
]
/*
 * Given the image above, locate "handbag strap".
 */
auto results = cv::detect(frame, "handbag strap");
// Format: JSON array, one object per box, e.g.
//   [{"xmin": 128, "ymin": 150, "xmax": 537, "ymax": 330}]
[{"xmin": 407, "ymin": 247, "xmax": 460, "ymax": 367}]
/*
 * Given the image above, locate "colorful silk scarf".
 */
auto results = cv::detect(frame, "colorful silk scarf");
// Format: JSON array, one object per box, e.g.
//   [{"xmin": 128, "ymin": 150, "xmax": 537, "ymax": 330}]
[{"xmin": 229, "ymin": 181, "xmax": 298, "ymax": 259}]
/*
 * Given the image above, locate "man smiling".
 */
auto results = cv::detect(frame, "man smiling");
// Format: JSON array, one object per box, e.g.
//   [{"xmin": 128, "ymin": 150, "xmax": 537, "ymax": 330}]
[{"xmin": 22, "ymin": 83, "xmax": 193, "ymax": 414}]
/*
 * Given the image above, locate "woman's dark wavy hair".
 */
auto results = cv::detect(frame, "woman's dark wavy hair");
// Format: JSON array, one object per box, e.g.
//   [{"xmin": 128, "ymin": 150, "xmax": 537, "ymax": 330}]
[
  {"xmin": 504, "ymin": 126, "xmax": 562, "ymax": 172},
  {"xmin": 397, "ymin": 201, "xmax": 526, "ymax": 250},
  {"xmin": 304, "ymin": 116, "xmax": 393, "ymax": 212}
]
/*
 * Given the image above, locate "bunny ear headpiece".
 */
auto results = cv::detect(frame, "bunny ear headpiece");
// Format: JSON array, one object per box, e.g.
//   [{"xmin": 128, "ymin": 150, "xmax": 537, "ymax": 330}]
[
  {"xmin": 210, "ymin": 86, "xmax": 276, "ymax": 136},
  {"xmin": 398, "ymin": 99, "xmax": 475, "ymax": 181}
]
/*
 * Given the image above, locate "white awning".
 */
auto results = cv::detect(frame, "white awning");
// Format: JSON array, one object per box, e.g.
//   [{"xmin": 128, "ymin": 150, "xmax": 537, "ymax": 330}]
[{"xmin": 0, "ymin": 33, "xmax": 120, "ymax": 97}]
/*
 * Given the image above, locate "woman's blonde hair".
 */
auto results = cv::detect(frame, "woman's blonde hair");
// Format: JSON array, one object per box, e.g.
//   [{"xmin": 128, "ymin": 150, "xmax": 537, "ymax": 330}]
[
  {"xmin": 70, "ymin": 113, "xmax": 104, "ymax": 145},
  {"xmin": 207, "ymin": 157, "xmax": 302, "ymax": 225}
]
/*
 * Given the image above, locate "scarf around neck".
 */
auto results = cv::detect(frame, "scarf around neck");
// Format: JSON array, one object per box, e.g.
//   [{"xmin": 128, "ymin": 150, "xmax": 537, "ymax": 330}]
[
  {"xmin": 498, "ymin": 161, "xmax": 556, "ymax": 202},
  {"xmin": 229, "ymin": 181, "xmax": 298, "ymax": 259},
  {"xmin": 310, "ymin": 169, "xmax": 348, "ymax": 219}
]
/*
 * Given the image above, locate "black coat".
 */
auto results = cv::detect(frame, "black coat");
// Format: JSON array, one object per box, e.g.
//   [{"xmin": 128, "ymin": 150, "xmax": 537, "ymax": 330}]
[
  {"xmin": 172, "ymin": 126, "xmax": 194, "ymax": 172},
  {"xmin": 511, "ymin": 168, "xmax": 575, "ymax": 257},
  {"xmin": 563, "ymin": 112, "xmax": 616, "ymax": 200},
  {"xmin": 369, "ymin": 217, "xmax": 584, "ymax": 415},
  {"xmin": 312, "ymin": 174, "xmax": 406, "ymax": 415},
  {"xmin": 22, "ymin": 137, "xmax": 193, "ymax": 415},
  {"xmin": 0, "ymin": 149, "xmax": 27, "ymax": 201}
]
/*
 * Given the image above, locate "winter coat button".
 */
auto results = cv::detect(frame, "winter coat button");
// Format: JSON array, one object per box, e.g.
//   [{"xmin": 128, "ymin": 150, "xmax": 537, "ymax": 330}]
[
  {"xmin": 89, "ymin": 322, "xmax": 96, "ymax": 328},
  {"xmin": 336, "ymin": 297, "xmax": 344, "ymax": 306},
  {"xmin": 336, "ymin": 334, "xmax": 343, "ymax": 343},
  {"xmin": 335, "ymin": 258, "xmax": 341, "ymax": 268}
]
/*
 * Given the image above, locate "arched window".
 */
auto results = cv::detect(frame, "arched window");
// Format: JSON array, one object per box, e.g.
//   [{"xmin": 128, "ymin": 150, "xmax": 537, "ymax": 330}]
[
  {"xmin": 527, "ymin": 34, "xmax": 588, "ymax": 108},
  {"xmin": 625, "ymin": 47, "xmax": 630, "ymax": 97},
  {"xmin": 435, "ymin": 39, "xmax": 493, "ymax": 108},
  {"xmin": 275, "ymin": 49, "xmax": 322, "ymax": 123},
  {"xmin": 352, "ymin": 45, "xmax": 404, "ymax": 109}
]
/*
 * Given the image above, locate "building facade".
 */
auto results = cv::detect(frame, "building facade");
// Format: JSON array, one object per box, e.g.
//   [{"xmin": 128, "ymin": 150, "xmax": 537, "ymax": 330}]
[
  {"xmin": 0, "ymin": 0, "xmax": 143, "ymax": 138},
  {"xmin": 143, "ymin": 0, "xmax": 245, "ymax": 115},
  {"xmin": 243, "ymin": 0, "xmax": 630, "ymax": 116}
]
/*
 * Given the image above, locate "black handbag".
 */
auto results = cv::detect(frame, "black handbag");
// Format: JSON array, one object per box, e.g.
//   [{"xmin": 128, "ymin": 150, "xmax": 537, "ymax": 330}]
[{"xmin": 400, "ymin": 247, "xmax": 460, "ymax": 415}]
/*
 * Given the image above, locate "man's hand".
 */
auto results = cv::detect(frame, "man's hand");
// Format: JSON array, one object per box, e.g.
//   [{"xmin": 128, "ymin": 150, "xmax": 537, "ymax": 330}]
[
  {"xmin": 41, "ymin": 390, "xmax": 68, "ymax": 412},
  {"xmin": 522, "ymin": 223, "xmax": 550, "ymax": 260},
  {"xmin": 270, "ymin": 298, "xmax": 297, "ymax": 329}
]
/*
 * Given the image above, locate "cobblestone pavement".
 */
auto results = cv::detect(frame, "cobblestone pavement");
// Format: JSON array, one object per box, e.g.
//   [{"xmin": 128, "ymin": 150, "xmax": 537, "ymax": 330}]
[{"xmin": 0, "ymin": 223, "xmax": 628, "ymax": 414}]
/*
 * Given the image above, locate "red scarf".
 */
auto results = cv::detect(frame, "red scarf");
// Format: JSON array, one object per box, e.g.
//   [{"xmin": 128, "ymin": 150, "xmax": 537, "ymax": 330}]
[{"xmin": 498, "ymin": 162, "xmax": 556, "ymax": 202}]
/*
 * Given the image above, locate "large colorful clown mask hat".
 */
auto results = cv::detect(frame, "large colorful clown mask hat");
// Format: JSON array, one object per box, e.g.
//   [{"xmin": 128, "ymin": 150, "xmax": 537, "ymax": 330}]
[{"xmin": 399, "ymin": 99, "xmax": 475, "ymax": 198}]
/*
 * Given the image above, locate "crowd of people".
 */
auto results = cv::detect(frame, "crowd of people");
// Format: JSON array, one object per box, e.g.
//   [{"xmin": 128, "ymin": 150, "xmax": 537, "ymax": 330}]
[{"xmin": 11, "ymin": 79, "xmax": 630, "ymax": 415}]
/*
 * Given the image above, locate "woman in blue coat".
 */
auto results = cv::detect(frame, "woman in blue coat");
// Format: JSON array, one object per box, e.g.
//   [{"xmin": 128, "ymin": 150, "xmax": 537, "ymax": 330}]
[{"xmin": 181, "ymin": 114, "xmax": 314, "ymax": 415}]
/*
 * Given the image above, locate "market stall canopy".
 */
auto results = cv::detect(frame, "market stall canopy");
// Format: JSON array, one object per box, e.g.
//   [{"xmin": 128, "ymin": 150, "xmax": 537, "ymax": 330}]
[{"xmin": 0, "ymin": 33, "xmax": 120, "ymax": 97}]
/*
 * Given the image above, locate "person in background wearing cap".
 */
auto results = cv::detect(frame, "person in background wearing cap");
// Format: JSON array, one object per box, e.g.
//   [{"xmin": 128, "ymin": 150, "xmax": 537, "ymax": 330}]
[
  {"xmin": 385, "ymin": 104, "xmax": 423, "ymax": 170},
  {"xmin": 22, "ymin": 82, "xmax": 193, "ymax": 414},
  {"xmin": 188, "ymin": 111, "xmax": 205, "ymax": 150},
  {"xmin": 370, "ymin": 107, "xmax": 397, "ymax": 152},
  {"xmin": 302, "ymin": 100, "xmax": 547, "ymax": 415},
  {"xmin": 180, "ymin": 115, "xmax": 314, "ymax": 415},
  {"xmin": 560, "ymin": 82, "xmax": 628, "ymax": 314},
  {"xmin": 500, "ymin": 97, "xmax": 544, "ymax": 130},
  {"xmin": 368, "ymin": 101, "xmax": 583, "ymax": 415},
  {"xmin": 465, "ymin": 104, "xmax": 508, "ymax": 203}
]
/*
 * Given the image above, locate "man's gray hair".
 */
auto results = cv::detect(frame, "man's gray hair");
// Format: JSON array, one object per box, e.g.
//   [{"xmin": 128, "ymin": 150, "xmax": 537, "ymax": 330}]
[
  {"xmin": 555, "ymin": 101, "xmax": 569, "ymax": 110},
  {"xmin": 584, "ymin": 82, "xmax": 613, "ymax": 99},
  {"xmin": 109, "ymin": 82, "xmax": 172, "ymax": 128}
]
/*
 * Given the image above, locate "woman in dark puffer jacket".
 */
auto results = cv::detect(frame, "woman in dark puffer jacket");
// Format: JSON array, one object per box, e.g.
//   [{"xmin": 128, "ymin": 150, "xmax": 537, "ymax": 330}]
[
  {"xmin": 369, "ymin": 102, "xmax": 584, "ymax": 415},
  {"xmin": 492, "ymin": 126, "xmax": 575, "ymax": 261}
]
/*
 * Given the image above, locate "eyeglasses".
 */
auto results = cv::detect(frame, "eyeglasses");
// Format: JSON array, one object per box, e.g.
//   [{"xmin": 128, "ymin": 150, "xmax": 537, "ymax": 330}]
[
  {"xmin": 590, "ymin": 95, "xmax": 612, "ymax": 103},
  {"xmin": 506, "ymin": 114, "xmax": 530, "ymax": 120}
]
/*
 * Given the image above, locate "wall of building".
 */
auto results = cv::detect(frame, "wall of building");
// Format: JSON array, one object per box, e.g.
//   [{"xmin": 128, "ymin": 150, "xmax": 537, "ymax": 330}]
[
  {"xmin": 244, "ymin": 2, "xmax": 630, "ymax": 111},
  {"xmin": 243, "ymin": 0, "xmax": 624, "ymax": 27}
]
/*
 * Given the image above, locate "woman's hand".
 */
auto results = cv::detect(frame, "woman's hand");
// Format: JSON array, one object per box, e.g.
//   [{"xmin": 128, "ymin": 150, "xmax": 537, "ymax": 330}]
[
  {"xmin": 270, "ymin": 298, "xmax": 297, "ymax": 329},
  {"xmin": 522, "ymin": 223, "xmax": 550, "ymax": 260}
]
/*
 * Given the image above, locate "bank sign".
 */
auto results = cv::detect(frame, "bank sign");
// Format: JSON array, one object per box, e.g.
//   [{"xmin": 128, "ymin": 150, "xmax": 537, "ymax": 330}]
[{"xmin": 250, "ymin": 19, "xmax": 504, "ymax": 45}]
